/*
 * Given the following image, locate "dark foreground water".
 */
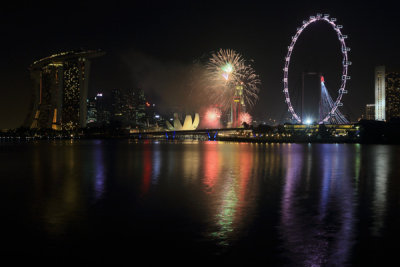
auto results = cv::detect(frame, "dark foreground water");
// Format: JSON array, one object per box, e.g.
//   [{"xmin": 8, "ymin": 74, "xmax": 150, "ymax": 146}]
[{"xmin": 1, "ymin": 140, "xmax": 400, "ymax": 265}]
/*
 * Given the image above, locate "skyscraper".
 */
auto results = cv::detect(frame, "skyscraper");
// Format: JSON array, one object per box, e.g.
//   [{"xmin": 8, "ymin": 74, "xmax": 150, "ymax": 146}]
[
  {"xmin": 86, "ymin": 92, "xmax": 111, "ymax": 126},
  {"xmin": 375, "ymin": 66, "xmax": 386, "ymax": 121},
  {"xmin": 373, "ymin": 66, "xmax": 400, "ymax": 121},
  {"xmin": 86, "ymin": 97, "xmax": 97, "ymax": 124},
  {"xmin": 111, "ymin": 89, "xmax": 124, "ymax": 124},
  {"xmin": 135, "ymin": 89, "xmax": 146, "ymax": 126},
  {"xmin": 365, "ymin": 104, "xmax": 375, "ymax": 120},
  {"xmin": 25, "ymin": 50, "xmax": 104, "ymax": 130},
  {"xmin": 386, "ymin": 72, "xmax": 400, "ymax": 120}
]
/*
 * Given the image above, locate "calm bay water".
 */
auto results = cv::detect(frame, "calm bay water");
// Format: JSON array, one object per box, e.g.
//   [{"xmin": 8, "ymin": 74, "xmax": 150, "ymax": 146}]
[{"xmin": 1, "ymin": 140, "xmax": 400, "ymax": 265}]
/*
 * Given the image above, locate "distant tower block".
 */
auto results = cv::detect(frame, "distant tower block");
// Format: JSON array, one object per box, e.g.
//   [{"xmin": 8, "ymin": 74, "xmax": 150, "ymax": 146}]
[
  {"xmin": 375, "ymin": 66, "xmax": 386, "ymax": 121},
  {"xmin": 25, "ymin": 50, "xmax": 105, "ymax": 130}
]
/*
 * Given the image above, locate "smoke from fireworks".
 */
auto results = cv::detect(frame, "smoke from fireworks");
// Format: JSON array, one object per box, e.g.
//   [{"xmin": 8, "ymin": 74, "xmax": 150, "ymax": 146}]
[{"xmin": 206, "ymin": 49, "xmax": 260, "ymax": 111}]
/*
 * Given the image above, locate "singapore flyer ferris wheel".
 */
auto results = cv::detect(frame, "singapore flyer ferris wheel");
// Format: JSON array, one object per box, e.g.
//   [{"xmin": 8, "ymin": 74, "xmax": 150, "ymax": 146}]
[{"xmin": 283, "ymin": 13, "xmax": 351, "ymax": 124}]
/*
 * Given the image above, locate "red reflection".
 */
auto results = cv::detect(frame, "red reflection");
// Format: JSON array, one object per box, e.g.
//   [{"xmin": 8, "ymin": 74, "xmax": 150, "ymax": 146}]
[
  {"xmin": 203, "ymin": 143, "xmax": 219, "ymax": 193},
  {"xmin": 238, "ymin": 149, "xmax": 252, "ymax": 202},
  {"xmin": 141, "ymin": 148, "xmax": 152, "ymax": 196}
]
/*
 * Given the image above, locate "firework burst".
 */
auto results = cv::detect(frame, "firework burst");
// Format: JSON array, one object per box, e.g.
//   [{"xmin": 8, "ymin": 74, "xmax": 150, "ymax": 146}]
[
  {"xmin": 202, "ymin": 107, "xmax": 222, "ymax": 128},
  {"xmin": 239, "ymin": 112, "xmax": 252, "ymax": 126},
  {"xmin": 206, "ymin": 49, "xmax": 260, "ymax": 111}
]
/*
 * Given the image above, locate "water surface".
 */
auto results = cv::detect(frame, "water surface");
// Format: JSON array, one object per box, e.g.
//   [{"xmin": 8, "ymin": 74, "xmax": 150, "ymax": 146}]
[{"xmin": 1, "ymin": 140, "xmax": 400, "ymax": 265}]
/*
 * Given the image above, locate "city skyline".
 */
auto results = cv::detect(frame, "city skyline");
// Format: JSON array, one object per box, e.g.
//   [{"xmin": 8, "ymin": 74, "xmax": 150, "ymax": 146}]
[{"xmin": 0, "ymin": 1, "xmax": 400, "ymax": 128}]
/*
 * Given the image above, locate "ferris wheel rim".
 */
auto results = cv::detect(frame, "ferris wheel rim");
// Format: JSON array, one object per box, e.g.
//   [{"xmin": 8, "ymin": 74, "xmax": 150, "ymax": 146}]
[{"xmin": 283, "ymin": 14, "xmax": 350, "ymax": 124}]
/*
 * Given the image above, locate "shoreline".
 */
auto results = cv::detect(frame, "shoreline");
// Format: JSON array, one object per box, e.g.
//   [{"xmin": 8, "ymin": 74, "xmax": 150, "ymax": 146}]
[{"xmin": 1, "ymin": 135, "xmax": 399, "ymax": 145}]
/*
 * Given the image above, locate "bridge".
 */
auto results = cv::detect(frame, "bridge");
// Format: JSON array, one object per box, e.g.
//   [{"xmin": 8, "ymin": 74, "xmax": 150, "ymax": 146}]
[
  {"xmin": 128, "ymin": 124, "xmax": 359, "ymax": 143},
  {"xmin": 129, "ymin": 128, "xmax": 252, "ymax": 141}
]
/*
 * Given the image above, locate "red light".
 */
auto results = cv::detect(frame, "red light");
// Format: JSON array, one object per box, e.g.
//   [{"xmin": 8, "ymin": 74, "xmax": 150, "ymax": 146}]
[
  {"xmin": 321, "ymin": 76, "xmax": 325, "ymax": 83},
  {"xmin": 145, "ymin": 101, "xmax": 150, "ymax": 107},
  {"xmin": 202, "ymin": 107, "xmax": 222, "ymax": 128},
  {"xmin": 240, "ymin": 112, "xmax": 252, "ymax": 125}
]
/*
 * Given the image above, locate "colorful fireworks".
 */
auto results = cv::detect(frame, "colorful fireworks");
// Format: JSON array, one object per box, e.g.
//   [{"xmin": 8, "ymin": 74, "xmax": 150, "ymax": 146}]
[
  {"xmin": 206, "ymin": 49, "xmax": 260, "ymax": 111},
  {"xmin": 202, "ymin": 107, "xmax": 222, "ymax": 128},
  {"xmin": 239, "ymin": 112, "xmax": 252, "ymax": 126}
]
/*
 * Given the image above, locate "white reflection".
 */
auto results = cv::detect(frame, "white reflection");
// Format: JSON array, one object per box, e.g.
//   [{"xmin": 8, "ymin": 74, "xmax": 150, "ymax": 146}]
[{"xmin": 372, "ymin": 145, "xmax": 389, "ymax": 236}]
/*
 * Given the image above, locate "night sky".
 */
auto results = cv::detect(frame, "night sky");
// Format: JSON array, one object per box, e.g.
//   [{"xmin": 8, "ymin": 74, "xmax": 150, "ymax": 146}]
[{"xmin": 0, "ymin": 0, "xmax": 399, "ymax": 128}]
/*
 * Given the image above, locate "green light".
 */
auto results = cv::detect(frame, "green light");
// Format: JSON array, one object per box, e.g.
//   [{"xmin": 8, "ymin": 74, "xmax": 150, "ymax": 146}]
[{"xmin": 221, "ymin": 63, "xmax": 233, "ymax": 73}]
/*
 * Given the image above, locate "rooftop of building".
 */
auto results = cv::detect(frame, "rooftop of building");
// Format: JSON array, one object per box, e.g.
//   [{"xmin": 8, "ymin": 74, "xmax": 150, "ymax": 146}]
[{"xmin": 30, "ymin": 49, "xmax": 105, "ymax": 70}]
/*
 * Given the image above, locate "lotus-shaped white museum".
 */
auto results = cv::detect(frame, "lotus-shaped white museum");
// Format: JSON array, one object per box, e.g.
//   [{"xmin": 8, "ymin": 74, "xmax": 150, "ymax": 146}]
[{"xmin": 165, "ymin": 113, "xmax": 200, "ymax": 131}]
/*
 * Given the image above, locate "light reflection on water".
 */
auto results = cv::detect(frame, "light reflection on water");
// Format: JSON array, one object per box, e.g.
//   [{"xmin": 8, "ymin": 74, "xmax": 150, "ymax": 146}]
[
  {"xmin": 280, "ymin": 144, "xmax": 356, "ymax": 266},
  {"xmin": 94, "ymin": 144, "xmax": 105, "ymax": 200},
  {"xmin": 371, "ymin": 146, "xmax": 389, "ymax": 236},
  {"xmin": 1, "ymin": 140, "xmax": 400, "ymax": 265},
  {"xmin": 194, "ymin": 142, "xmax": 261, "ymax": 249}
]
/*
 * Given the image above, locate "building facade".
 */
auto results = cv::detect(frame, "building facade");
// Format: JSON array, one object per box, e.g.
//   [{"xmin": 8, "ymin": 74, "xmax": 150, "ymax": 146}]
[
  {"xmin": 25, "ymin": 50, "xmax": 104, "ymax": 130},
  {"xmin": 386, "ymin": 72, "xmax": 400, "ymax": 120},
  {"xmin": 375, "ymin": 66, "xmax": 386, "ymax": 121},
  {"xmin": 365, "ymin": 104, "xmax": 375, "ymax": 120},
  {"xmin": 86, "ymin": 97, "xmax": 97, "ymax": 124},
  {"xmin": 374, "ymin": 66, "xmax": 400, "ymax": 121}
]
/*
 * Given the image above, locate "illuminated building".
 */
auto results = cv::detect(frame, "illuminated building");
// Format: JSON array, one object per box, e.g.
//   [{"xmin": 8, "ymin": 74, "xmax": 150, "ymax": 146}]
[
  {"xmin": 87, "ymin": 97, "xmax": 97, "ymax": 124},
  {"xmin": 375, "ymin": 66, "xmax": 386, "ymax": 121},
  {"xmin": 108, "ymin": 88, "xmax": 149, "ymax": 127},
  {"xmin": 385, "ymin": 71, "xmax": 400, "ymax": 120},
  {"xmin": 26, "ymin": 50, "xmax": 104, "ymax": 130},
  {"xmin": 86, "ymin": 92, "xmax": 110, "ymax": 126},
  {"xmin": 165, "ymin": 113, "xmax": 200, "ymax": 130},
  {"xmin": 111, "ymin": 89, "xmax": 124, "ymax": 123},
  {"xmin": 365, "ymin": 104, "xmax": 375, "ymax": 120},
  {"xmin": 135, "ymin": 89, "xmax": 146, "ymax": 126},
  {"xmin": 124, "ymin": 89, "xmax": 136, "ymax": 125},
  {"xmin": 124, "ymin": 88, "xmax": 146, "ymax": 127},
  {"xmin": 95, "ymin": 93, "xmax": 110, "ymax": 126},
  {"xmin": 374, "ymin": 66, "xmax": 400, "ymax": 121}
]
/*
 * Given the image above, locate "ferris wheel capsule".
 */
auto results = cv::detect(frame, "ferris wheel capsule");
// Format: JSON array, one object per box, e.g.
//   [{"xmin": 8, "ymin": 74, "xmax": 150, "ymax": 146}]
[
  {"xmin": 342, "ymin": 47, "xmax": 351, "ymax": 52},
  {"xmin": 343, "ymin": 60, "xmax": 352, "ymax": 66}
]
